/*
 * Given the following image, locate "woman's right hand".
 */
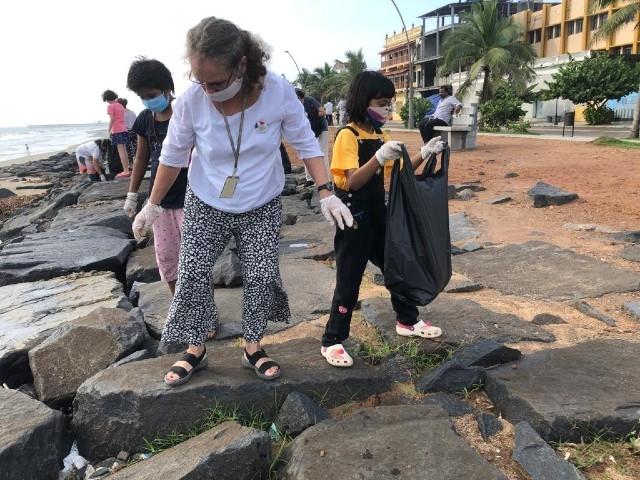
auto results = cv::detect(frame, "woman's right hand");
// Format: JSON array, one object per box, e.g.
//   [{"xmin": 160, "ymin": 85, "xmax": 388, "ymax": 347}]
[
  {"xmin": 123, "ymin": 192, "xmax": 138, "ymax": 218},
  {"xmin": 320, "ymin": 194, "xmax": 353, "ymax": 230},
  {"xmin": 132, "ymin": 201, "xmax": 164, "ymax": 240},
  {"xmin": 375, "ymin": 141, "xmax": 403, "ymax": 167}
]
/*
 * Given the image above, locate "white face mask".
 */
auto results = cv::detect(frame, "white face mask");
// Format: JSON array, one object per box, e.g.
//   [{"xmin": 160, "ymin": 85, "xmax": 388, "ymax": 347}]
[{"xmin": 206, "ymin": 77, "xmax": 243, "ymax": 102}]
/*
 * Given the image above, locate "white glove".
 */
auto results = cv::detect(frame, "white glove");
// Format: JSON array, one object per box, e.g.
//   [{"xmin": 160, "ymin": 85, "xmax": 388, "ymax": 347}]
[
  {"xmin": 421, "ymin": 136, "xmax": 445, "ymax": 159},
  {"xmin": 99, "ymin": 174, "xmax": 107, "ymax": 182},
  {"xmin": 132, "ymin": 201, "xmax": 163, "ymax": 241},
  {"xmin": 320, "ymin": 194, "xmax": 353, "ymax": 230},
  {"xmin": 375, "ymin": 140, "xmax": 404, "ymax": 167},
  {"xmin": 123, "ymin": 192, "xmax": 138, "ymax": 218}
]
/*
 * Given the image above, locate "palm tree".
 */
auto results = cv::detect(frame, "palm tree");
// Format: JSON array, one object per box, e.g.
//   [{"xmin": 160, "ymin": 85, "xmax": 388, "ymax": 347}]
[
  {"xmin": 313, "ymin": 63, "xmax": 336, "ymax": 102},
  {"xmin": 593, "ymin": 0, "xmax": 640, "ymax": 138},
  {"xmin": 440, "ymin": 0, "xmax": 537, "ymax": 103},
  {"xmin": 295, "ymin": 68, "xmax": 316, "ymax": 92}
]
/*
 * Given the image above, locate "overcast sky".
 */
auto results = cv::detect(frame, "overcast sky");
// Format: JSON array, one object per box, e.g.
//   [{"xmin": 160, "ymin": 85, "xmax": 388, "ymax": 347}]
[{"xmin": 0, "ymin": 0, "xmax": 444, "ymax": 127}]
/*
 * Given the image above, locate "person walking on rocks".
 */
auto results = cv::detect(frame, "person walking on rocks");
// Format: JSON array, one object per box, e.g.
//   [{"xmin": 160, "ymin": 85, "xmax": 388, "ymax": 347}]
[
  {"xmin": 126, "ymin": 58, "xmax": 217, "ymax": 340},
  {"xmin": 117, "ymin": 97, "xmax": 138, "ymax": 163},
  {"xmin": 102, "ymin": 89, "xmax": 132, "ymax": 178},
  {"xmin": 131, "ymin": 17, "xmax": 352, "ymax": 386},
  {"xmin": 321, "ymin": 71, "xmax": 444, "ymax": 367}
]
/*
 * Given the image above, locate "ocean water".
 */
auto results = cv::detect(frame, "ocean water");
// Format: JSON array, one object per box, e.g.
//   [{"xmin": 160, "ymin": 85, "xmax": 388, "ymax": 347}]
[{"xmin": 0, "ymin": 123, "xmax": 108, "ymax": 165}]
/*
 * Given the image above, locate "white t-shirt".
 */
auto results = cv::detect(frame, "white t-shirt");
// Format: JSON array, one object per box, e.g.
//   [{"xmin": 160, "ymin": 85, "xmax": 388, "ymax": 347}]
[
  {"xmin": 433, "ymin": 96, "xmax": 462, "ymax": 124},
  {"xmin": 160, "ymin": 71, "xmax": 323, "ymax": 213},
  {"xmin": 125, "ymin": 109, "xmax": 137, "ymax": 130},
  {"xmin": 75, "ymin": 141, "xmax": 101, "ymax": 160},
  {"xmin": 324, "ymin": 101, "xmax": 333, "ymax": 114},
  {"xmin": 337, "ymin": 100, "xmax": 346, "ymax": 113}
]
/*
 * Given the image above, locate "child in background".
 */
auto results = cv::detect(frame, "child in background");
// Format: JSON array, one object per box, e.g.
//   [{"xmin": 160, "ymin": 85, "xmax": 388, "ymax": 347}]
[
  {"xmin": 123, "ymin": 58, "xmax": 216, "ymax": 340},
  {"xmin": 321, "ymin": 71, "xmax": 445, "ymax": 367},
  {"xmin": 102, "ymin": 89, "xmax": 131, "ymax": 178},
  {"xmin": 75, "ymin": 140, "xmax": 107, "ymax": 181}
]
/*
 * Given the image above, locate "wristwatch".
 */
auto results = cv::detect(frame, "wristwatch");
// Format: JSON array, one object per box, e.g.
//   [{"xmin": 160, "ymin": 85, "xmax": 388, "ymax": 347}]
[{"xmin": 317, "ymin": 182, "xmax": 334, "ymax": 193}]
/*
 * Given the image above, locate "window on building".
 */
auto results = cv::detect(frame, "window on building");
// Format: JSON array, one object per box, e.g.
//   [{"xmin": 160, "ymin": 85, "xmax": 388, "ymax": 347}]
[
  {"xmin": 622, "ymin": 45, "xmax": 632, "ymax": 55},
  {"xmin": 590, "ymin": 13, "xmax": 608, "ymax": 31},
  {"xmin": 567, "ymin": 19, "xmax": 583, "ymax": 36},
  {"xmin": 547, "ymin": 25, "xmax": 561, "ymax": 39},
  {"xmin": 528, "ymin": 29, "xmax": 542, "ymax": 44}
]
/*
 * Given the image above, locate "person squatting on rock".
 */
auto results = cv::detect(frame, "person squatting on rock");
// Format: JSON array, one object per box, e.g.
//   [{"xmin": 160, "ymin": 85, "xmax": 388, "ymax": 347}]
[
  {"xmin": 122, "ymin": 58, "xmax": 220, "ymax": 342},
  {"xmin": 131, "ymin": 17, "xmax": 353, "ymax": 386},
  {"xmin": 75, "ymin": 140, "xmax": 108, "ymax": 181},
  {"xmin": 321, "ymin": 71, "xmax": 445, "ymax": 367},
  {"xmin": 102, "ymin": 89, "xmax": 133, "ymax": 178}
]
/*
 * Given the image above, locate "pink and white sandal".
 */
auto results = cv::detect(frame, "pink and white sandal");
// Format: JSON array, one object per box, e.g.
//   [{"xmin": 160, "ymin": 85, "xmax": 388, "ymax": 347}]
[
  {"xmin": 321, "ymin": 344, "xmax": 354, "ymax": 368},
  {"xmin": 396, "ymin": 320, "xmax": 442, "ymax": 339}
]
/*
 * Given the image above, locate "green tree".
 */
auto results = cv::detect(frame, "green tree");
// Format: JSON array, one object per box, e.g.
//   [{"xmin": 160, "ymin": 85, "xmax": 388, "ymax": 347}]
[
  {"xmin": 440, "ymin": 0, "xmax": 536, "ymax": 103},
  {"xmin": 312, "ymin": 63, "xmax": 336, "ymax": 102},
  {"xmin": 399, "ymin": 98, "xmax": 433, "ymax": 128},
  {"xmin": 593, "ymin": 0, "xmax": 640, "ymax": 137},
  {"xmin": 479, "ymin": 85, "xmax": 528, "ymax": 130},
  {"xmin": 544, "ymin": 54, "xmax": 640, "ymax": 125}
]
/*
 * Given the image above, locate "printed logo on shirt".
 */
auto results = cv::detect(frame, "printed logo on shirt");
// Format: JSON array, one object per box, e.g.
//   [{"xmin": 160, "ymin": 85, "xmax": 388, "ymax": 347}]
[{"xmin": 255, "ymin": 120, "xmax": 268, "ymax": 133}]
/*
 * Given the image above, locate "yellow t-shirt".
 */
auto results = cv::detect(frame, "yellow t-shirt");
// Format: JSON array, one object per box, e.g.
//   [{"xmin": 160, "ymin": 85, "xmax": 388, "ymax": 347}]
[{"xmin": 331, "ymin": 123, "xmax": 391, "ymax": 191}]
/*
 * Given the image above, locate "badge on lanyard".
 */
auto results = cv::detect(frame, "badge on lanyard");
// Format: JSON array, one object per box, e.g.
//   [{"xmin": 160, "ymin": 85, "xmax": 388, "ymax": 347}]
[{"xmin": 218, "ymin": 92, "xmax": 247, "ymax": 199}]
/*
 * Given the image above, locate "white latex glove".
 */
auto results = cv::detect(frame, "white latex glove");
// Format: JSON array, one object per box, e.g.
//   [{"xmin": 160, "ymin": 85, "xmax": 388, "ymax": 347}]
[
  {"xmin": 421, "ymin": 136, "xmax": 445, "ymax": 159},
  {"xmin": 320, "ymin": 194, "xmax": 353, "ymax": 230},
  {"xmin": 99, "ymin": 174, "xmax": 107, "ymax": 182},
  {"xmin": 375, "ymin": 140, "xmax": 404, "ymax": 167},
  {"xmin": 123, "ymin": 192, "xmax": 138, "ymax": 218},
  {"xmin": 132, "ymin": 201, "xmax": 163, "ymax": 241}
]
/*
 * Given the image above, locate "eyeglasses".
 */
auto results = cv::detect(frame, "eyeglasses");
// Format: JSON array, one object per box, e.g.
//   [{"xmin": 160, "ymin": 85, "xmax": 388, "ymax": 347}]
[{"xmin": 188, "ymin": 69, "xmax": 236, "ymax": 92}]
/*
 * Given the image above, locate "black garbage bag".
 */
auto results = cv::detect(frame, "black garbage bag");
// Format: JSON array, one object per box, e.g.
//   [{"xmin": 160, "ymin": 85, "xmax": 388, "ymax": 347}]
[{"xmin": 384, "ymin": 145, "xmax": 452, "ymax": 305}]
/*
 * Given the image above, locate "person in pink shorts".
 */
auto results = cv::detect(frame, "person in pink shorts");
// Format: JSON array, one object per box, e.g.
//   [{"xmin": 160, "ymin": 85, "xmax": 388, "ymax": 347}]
[
  {"xmin": 102, "ymin": 89, "xmax": 132, "ymax": 178},
  {"xmin": 123, "ymin": 58, "xmax": 216, "ymax": 341}
]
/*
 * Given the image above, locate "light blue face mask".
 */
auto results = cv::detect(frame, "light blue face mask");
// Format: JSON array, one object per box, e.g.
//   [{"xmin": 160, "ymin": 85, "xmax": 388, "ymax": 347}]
[{"xmin": 142, "ymin": 93, "xmax": 169, "ymax": 113}]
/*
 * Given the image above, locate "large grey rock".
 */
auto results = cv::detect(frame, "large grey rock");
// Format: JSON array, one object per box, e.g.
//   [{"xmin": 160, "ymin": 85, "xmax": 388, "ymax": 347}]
[
  {"xmin": 453, "ymin": 339, "xmax": 522, "ymax": 368},
  {"xmin": 0, "ymin": 272, "xmax": 130, "ymax": 383},
  {"xmin": 531, "ymin": 313, "xmax": 566, "ymax": 325},
  {"xmin": 0, "ymin": 388, "xmax": 68, "ymax": 480},
  {"xmin": 476, "ymin": 412, "xmax": 503, "ymax": 440},
  {"xmin": 416, "ymin": 359, "xmax": 486, "ymax": 394},
  {"xmin": 29, "ymin": 307, "xmax": 148, "ymax": 405},
  {"xmin": 280, "ymin": 220, "xmax": 335, "ymax": 260},
  {"xmin": 444, "ymin": 272, "xmax": 483, "ymax": 293},
  {"xmin": 453, "ymin": 241, "xmax": 640, "ymax": 300},
  {"xmin": 527, "ymin": 181, "xmax": 578, "ymax": 208},
  {"xmin": 449, "ymin": 212, "xmax": 479, "ymax": 243},
  {"xmin": 212, "ymin": 243, "xmax": 242, "ymax": 287},
  {"xmin": 137, "ymin": 257, "xmax": 334, "ymax": 340},
  {"xmin": 513, "ymin": 422, "xmax": 586, "ymax": 480},
  {"xmin": 571, "ymin": 300, "xmax": 616, "ymax": 326},
  {"xmin": 612, "ymin": 230, "xmax": 640, "ymax": 244},
  {"xmin": 282, "ymin": 405, "xmax": 507, "ymax": 480},
  {"xmin": 280, "ymin": 195, "xmax": 323, "ymax": 224},
  {"xmin": 125, "ymin": 246, "xmax": 160, "ymax": 290},
  {"xmin": 621, "ymin": 244, "xmax": 640, "ymax": 262},
  {"xmin": 361, "ymin": 296, "xmax": 554, "ymax": 355},
  {"xmin": 49, "ymin": 200, "xmax": 132, "ymax": 235},
  {"xmin": 72, "ymin": 337, "xmax": 398, "ymax": 461},
  {"xmin": 16, "ymin": 181, "xmax": 53, "ymax": 190},
  {"xmin": 0, "ymin": 226, "xmax": 134, "ymax": 286},
  {"xmin": 108, "ymin": 421, "xmax": 270, "ymax": 480},
  {"xmin": 274, "ymin": 391, "xmax": 328, "ymax": 437},
  {"xmin": 0, "ymin": 187, "xmax": 16, "ymax": 199},
  {"xmin": 486, "ymin": 340, "xmax": 640, "ymax": 442},
  {"xmin": 77, "ymin": 179, "xmax": 149, "ymax": 204},
  {"xmin": 623, "ymin": 301, "xmax": 640, "ymax": 321},
  {"xmin": 421, "ymin": 392, "xmax": 474, "ymax": 417}
]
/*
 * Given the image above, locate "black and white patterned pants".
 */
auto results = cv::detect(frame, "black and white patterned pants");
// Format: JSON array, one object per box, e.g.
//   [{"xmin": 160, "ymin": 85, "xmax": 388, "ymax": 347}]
[{"xmin": 162, "ymin": 188, "xmax": 290, "ymax": 346}]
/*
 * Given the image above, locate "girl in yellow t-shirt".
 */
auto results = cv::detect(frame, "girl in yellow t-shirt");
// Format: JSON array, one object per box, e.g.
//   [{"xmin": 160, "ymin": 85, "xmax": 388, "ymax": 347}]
[{"xmin": 321, "ymin": 71, "xmax": 445, "ymax": 367}]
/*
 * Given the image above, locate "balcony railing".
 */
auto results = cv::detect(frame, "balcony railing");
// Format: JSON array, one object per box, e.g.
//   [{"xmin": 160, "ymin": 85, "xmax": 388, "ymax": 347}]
[{"xmin": 381, "ymin": 56, "xmax": 410, "ymax": 68}]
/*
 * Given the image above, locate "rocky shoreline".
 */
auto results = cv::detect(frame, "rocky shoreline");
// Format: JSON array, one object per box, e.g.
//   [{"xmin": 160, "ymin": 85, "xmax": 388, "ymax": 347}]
[{"xmin": 1, "ymin": 150, "xmax": 639, "ymax": 479}]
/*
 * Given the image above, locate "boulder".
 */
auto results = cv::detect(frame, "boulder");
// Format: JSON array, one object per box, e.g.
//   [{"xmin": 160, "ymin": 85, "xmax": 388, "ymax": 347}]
[
  {"xmin": 274, "ymin": 391, "xmax": 329, "ymax": 437},
  {"xmin": 453, "ymin": 241, "xmax": 640, "ymax": 300},
  {"xmin": 456, "ymin": 188, "xmax": 475, "ymax": 201},
  {"xmin": 513, "ymin": 422, "xmax": 585, "ymax": 480},
  {"xmin": 0, "ymin": 226, "xmax": 134, "ymax": 286},
  {"xmin": 612, "ymin": 230, "xmax": 640, "ymax": 244},
  {"xmin": 421, "ymin": 392, "xmax": 474, "ymax": 417},
  {"xmin": 0, "ymin": 272, "xmax": 130, "ymax": 384},
  {"xmin": 361, "ymin": 296, "xmax": 554, "ymax": 355},
  {"xmin": 212, "ymin": 243, "xmax": 242, "ymax": 287},
  {"xmin": 282, "ymin": 405, "xmax": 507, "ymax": 479},
  {"xmin": 453, "ymin": 339, "xmax": 522, "ymax": 368},
  {"xmin": 486, "ymin": 340, "xmax": 640, "ymax": 442},
  {"xmin": 449, "ymin": 212, "xmax": 479, "ymax": 243},
  {"xmin": 125, "ymin": 246, "xmax": 160, "ymax": 290},
  {"xmin": 72, "ymin": 337, "xmax": 398, "ymax": 460},
  {"xmin": 49, "ymin": 200, "xmax": 132, "ymax": 235},
  {"xmin": 444, "ymin": 272, "xmax": 482, "ymax": 293},
  {"xmin": 108, "ymin": 422, "xmax": 270, "ymax": 480},
  {"xmin": 0, "ymin": 388, "xmax": 68, "ymax": 480},
  {"xmin": 16, "ymin": 182, "xmax": 54, "ymax": 190},
  {"xmin": 571, "ymin": 300, "xmax": 616, "ymax": 326},
  {"xmin": 623, "ymin": 301, "xmax": 640, "ymax": 321},
  {"xmin": 77, "ymin": 179, "xmax": 149, "ymax": 204},
  {"xmin": 462, "ymin": 240, "xmax": 483, "ymax": 252},
  {"xmin": 0, "ymin": 187, "xmax": 16, "ymax": 199},
  {"xmin": 531, "ymin": 313, "xmax": 566, "ymax": 325},
  {"xmin": 416, "ymin": 359, "xmax": 486, "ymax": 394},
  {"xmin": 476, "ymin": 412, "xmax": 503, "ymax": 439},
  {"xmin": 527, "ymin": 182, "xmax": 578, "ymax": 208},
  {"xmin": 29, "ymin": 307, "xmax": 149, "ymax": 405},
  {"xmin": 621, "ymin": 244, "xmax": 640, "ymax": 262},
  {"xmin": 487, "ymin": 195, "xmax": 512, "ymax": 205}
]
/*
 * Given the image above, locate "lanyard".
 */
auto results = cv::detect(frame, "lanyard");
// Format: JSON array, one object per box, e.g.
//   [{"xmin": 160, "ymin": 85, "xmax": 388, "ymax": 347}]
[{"xmin": 219, "ymin": 92, "xmax": 248, "ymax": 176}]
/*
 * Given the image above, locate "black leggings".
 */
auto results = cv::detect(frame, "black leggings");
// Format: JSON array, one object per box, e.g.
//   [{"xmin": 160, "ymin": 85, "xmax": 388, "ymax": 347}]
[{"xmin": 419, "ymin": 118, "xmax": 448, "ymax": 143}]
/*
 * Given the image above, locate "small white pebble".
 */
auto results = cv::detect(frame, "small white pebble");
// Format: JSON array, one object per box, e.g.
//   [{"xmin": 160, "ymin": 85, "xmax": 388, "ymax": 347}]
[
  {"xmin": 608, "ymin": 455, "xmax": 616, "ymax": 464},
  {"xmin": 564, "ymin": 452, "xmax": 570, "ymax": 461}
]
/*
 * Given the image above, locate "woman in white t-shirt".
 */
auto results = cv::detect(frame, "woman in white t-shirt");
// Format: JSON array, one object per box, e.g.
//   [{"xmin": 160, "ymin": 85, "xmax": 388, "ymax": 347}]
[
  {"xmin": 132, "ymin": 17, "xmax": 353, "ymax": 386},
  {"xmin": 75, "ymin": 140, "xmax": 107, "ymax": 181}
]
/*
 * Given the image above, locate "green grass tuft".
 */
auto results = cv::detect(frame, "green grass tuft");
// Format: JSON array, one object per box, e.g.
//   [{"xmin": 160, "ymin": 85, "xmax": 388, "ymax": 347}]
[{"xmin": 593, "ymin": 136, "xmax": 640, "ymax": 150}]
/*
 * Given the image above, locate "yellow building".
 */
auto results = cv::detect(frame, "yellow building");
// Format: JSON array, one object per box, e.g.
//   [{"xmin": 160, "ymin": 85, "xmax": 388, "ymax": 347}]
[{"xmin": 379, "ymin": 25, "xmax": 422, "ymax": 120}]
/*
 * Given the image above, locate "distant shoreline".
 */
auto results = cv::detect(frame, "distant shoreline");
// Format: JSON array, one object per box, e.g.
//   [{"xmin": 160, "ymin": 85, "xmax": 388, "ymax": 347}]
[{"xmin": 0, "ymin": 144, "xmax": 80, "ymax": 168}]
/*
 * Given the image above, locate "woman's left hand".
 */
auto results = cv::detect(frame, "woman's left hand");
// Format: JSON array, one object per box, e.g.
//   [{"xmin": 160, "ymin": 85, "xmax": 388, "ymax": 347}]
[
  {"xmin": 420, "ymin": 136, "xmax": 444, "ymax": 159},
  {"xmin": 320, "ymin": 194, "xmax": 353, "ymax": 230}
]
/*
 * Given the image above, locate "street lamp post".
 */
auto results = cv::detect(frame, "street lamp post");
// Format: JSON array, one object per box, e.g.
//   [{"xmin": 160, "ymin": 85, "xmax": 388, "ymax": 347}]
[
  {"xmin": 285, "ymin": 50, "xmax": 303, "ymax": 88},
  {"xmin": 390, "ymin": 0, "xmax": 414, "ymax": 129}
]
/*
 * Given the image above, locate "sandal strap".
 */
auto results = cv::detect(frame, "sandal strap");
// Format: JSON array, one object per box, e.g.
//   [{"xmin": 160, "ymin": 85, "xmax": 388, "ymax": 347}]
[
  {"xmin": 181, "ymin": 350, "xmax": 206, "ymax": 368},
  {"xmin": 169, "ymin": 366, "xmax": 189, "ymax": 379},
  {"xmin": 256, "ymin": 360, "xmax": 279, "ymax": 374},
  {"xmin": 244, "ymin": 348, "xmax": 269, "ymax": 366}
]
